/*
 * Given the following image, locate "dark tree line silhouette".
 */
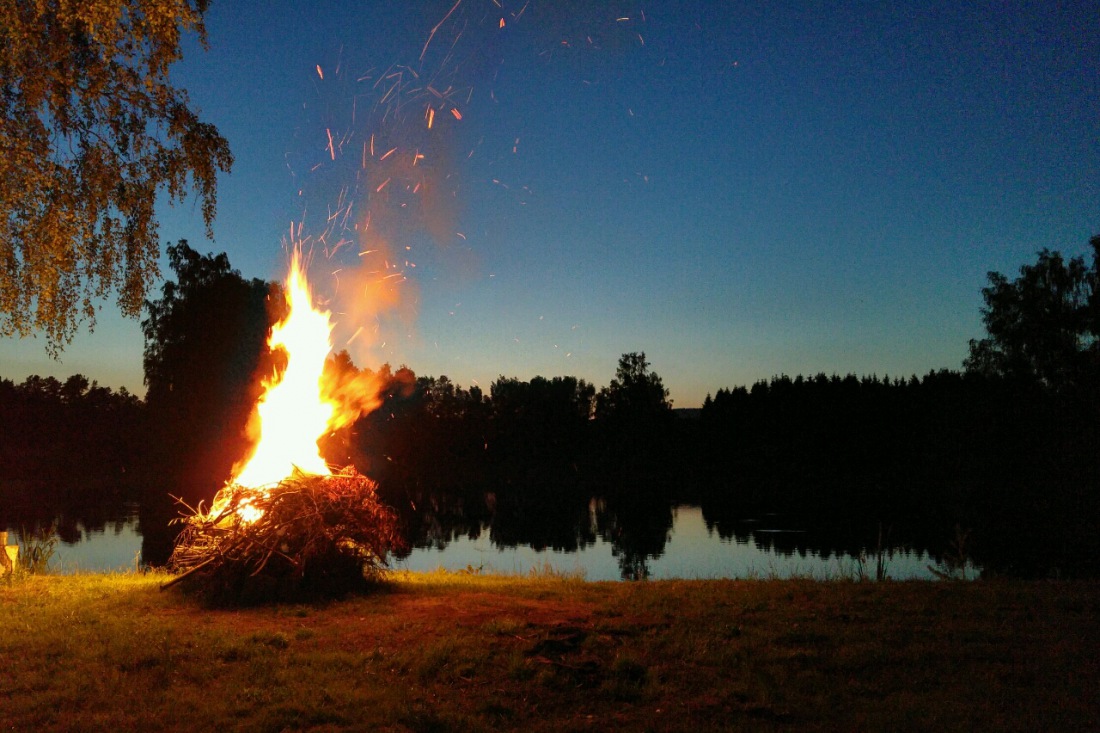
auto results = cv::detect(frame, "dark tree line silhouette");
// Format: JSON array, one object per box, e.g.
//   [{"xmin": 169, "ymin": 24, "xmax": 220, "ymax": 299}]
[
  {"xmin": 0, "ymin": 374, "xmax": 142, "ymax": 483},
  {"xmin": 693, "ymin": 370, "xmax": 1098, "ymax": 576},
  {"xmin": 2, "ymin": 237, "xmax": 1098, "ymax": 578},
  {"xmin": 0, "ymin": 374, "xmax": 143, "ymax": 543}
]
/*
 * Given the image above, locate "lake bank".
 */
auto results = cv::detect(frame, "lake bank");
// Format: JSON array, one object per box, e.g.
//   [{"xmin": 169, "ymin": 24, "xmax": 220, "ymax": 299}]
[{"xmin": 2, "ymin": 573, "xmax": 1096, "ymax": 731}]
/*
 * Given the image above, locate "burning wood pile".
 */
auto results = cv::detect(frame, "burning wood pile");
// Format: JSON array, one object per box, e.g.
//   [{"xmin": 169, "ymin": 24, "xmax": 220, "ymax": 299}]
[
  {"xmin": 164, "ymin": 467, "xmax": 404, "ymax": 602},
  {"xmin": 160, "ymin": 252, "xmax": 409, "ymax": 601}
]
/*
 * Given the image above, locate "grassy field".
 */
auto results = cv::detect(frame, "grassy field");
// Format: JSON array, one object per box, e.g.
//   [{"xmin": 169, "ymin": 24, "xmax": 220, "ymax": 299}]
[{"xmin": 1, "ymin": 571, "xmax": 1097, "ymax": 732}]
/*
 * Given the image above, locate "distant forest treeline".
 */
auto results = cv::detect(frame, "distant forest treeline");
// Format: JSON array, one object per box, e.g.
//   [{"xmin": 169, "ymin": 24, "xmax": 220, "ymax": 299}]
[{"xmin": 2, "ymin": 237, "xmax": 1098, "ymax": 577}]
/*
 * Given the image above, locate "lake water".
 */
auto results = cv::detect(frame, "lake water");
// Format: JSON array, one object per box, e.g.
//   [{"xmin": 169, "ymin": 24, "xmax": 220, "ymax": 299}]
[{"xmin": 5, "ymin": 505, "xmax": 961, "ymax": 581}]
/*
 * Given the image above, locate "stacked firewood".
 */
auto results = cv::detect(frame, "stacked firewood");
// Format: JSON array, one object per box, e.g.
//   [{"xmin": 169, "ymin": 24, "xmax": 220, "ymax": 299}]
[{"xmin": 164, "ymin": 466, "xmax": 403, "ymax": 602}]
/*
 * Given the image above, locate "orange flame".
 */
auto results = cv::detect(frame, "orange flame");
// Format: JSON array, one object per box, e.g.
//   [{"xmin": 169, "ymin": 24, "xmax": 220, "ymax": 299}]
[
  {"xmin": 231, "ymin": 252, "xmax": 336, "ymax": 489},
  {"xmin": 212, "ymin": 251, "xmax": 388, "ymax": 523}
]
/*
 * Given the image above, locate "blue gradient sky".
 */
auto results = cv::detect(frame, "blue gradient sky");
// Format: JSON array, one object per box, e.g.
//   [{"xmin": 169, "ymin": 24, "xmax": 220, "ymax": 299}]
[{"xmin": 3, "ymin": 1, "xmax": 1098, "ymax": 407}]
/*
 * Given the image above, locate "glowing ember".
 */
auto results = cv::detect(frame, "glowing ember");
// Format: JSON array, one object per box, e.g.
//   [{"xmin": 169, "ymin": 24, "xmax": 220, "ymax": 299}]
[{"xmin": 231, "ymin": 252, "xmax": 337, "ymax": 491}]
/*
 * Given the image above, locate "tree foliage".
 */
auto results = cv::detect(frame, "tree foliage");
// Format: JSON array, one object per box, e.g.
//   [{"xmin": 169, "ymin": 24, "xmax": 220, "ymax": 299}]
[
  {"xmin": 593, "ymin": 352, "xmax": 674, "ymax": 485},
  {"xmin": 596, "ymin": 351, "xmax": 671, "ymax": 420},
  {"xmin": 0, "ymin": 0, "xmax": 232, "ymax": 353},
  {"xmin": 965, "ymin": 236, "xmax": 1100, "ymax": 391},
  {"xmin": 141, "ymin": 241, "xmax": 278, "ymax": 491}
]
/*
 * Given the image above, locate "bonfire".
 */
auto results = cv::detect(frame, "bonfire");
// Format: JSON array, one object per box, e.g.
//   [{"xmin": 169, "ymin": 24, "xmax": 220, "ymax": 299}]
[
  {"xmin": 165, "ymin": 467, "xmax": 403, "ymax": 601},
  {"xmin": 163, "ymin": 252, "xmax": 403, "ymax": 601}
]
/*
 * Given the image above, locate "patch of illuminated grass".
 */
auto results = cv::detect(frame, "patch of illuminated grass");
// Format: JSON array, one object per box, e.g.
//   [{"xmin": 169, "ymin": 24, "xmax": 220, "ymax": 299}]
[{"xmin": 1, "ymin": 571, "xmax": 1096, "ymax": 731}]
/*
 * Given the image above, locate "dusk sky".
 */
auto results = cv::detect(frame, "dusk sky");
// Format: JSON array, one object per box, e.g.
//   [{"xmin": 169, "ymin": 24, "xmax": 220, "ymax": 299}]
[{"xmin": 2, "ymin": 1, "xmax": 1097, "ymax": 407}]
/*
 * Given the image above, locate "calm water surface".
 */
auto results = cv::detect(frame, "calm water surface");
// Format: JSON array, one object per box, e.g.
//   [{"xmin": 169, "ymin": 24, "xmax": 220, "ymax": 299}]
[{"xmin": 7, "ymin": 505, "xmax": 955, "ymax": 580}]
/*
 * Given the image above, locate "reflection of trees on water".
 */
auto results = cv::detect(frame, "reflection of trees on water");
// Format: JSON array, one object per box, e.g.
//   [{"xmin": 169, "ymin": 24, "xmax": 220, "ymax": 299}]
[
  {"xmin": 594, "ymin": 496, "xmax": 674, "ymax": 581},
  {"xmin": 699, "ymin": 502, "xmax": 884, "ymax": 561},
  {"xmin": 0, "ymin": 478, "xmax": 137, "ymax": 548},
  {"xmin": 380, "ymin": 481, "xmax": 672, "ymax": 580},
  {"xmin": 699, "ymin": 496, "xmax": 968, "ymax": 570},
  {"xmin": 486, "ymin": 489, "xmax": 597, "ymax": 553},
  {"xmin": 384, "ymin": 487, "xmax": 488, "ymax": 557},
  {"xmin": 6, "ymin": 471, "xmax": 1092, "ymax": 581},
  {"xmin": 137, "ymin": 490, "xmax": 184, "ymax": 568}
]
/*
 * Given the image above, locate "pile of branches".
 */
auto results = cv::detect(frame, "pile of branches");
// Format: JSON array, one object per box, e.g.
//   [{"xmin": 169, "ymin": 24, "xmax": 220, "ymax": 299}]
[{"xmin": 164, "ymin": 466, "xmax": 405, "ymax": 602}]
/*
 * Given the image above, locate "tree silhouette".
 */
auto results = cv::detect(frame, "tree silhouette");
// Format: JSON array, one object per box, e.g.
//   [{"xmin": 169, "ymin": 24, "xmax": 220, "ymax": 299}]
[
  {"xmin": 595, "ymin": 352, "xmax": 674, "ymax": 487},
  {"xmin": 965, "ymin": 236, "xmax": 1099, "ymax": 392},
  {"xmin": 141, "ymin": 241, "xmax": 280, "ymax": 494},
  {"xmin": 0, "ymin": 0, "xmax": 232, "ymax": 354},
  {"xmin": 596, "ymin": 352, "xmax": 672, "ymax": 420}
]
